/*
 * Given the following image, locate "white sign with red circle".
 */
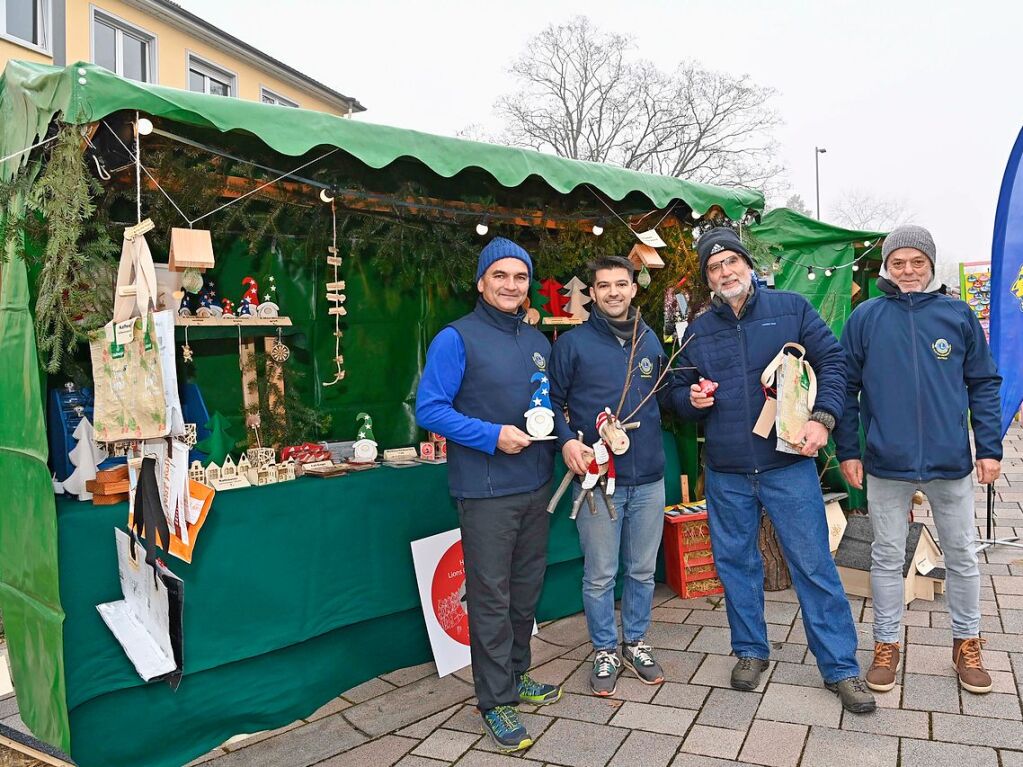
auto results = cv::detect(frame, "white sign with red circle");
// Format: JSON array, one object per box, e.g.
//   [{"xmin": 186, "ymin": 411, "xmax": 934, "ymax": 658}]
[{"xmin": 411, "ymin": 529, "xmax": 472, "ymax": 676}]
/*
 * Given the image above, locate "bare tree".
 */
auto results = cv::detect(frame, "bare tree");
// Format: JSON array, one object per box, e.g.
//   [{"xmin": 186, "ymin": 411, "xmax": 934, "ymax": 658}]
[
  {"xmin": 492, "ymin": 16, "xmax": 783, "ymax": 192},
  {"xmin": 831, "ymin": 190, "xmax": 913, "ymax": 232},
  {"xmin": 782, "ymin": 193, "xmax": 814, "ymax": 218}
]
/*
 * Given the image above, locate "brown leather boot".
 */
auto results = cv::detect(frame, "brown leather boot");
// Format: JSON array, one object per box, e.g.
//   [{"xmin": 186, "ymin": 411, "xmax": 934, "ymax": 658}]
[
  {"xmin": 953, "ymin": 637, "xmax": 992, "ymax": 694},
  {"xmin": 865, "ymin": 642, "xmax": 900, "ymax": 692}
]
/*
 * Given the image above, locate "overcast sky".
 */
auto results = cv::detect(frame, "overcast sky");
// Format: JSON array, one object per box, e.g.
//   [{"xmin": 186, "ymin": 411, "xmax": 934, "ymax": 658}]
[{"xmin": 179, "ymin": 0, "xmax": 1021, "ymax": 269}]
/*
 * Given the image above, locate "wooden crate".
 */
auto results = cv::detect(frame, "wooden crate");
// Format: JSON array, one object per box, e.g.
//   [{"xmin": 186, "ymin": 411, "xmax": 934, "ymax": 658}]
[{"xmin": 663, "ymin": 506, "xmax": 725, "ymax": 599}]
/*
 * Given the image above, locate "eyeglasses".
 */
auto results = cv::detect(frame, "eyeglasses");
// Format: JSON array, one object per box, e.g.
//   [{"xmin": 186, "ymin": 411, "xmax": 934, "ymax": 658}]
[
  {"xmin": 888, "ymin": 257, "xmax": 930, "ymax": 272},
  {"xmin": 706, "ymin": 255, "xmax": 744, "ymax": 277}
]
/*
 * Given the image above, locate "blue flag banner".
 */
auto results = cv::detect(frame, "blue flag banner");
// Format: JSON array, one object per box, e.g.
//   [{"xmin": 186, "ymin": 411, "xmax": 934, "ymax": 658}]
[{"xmin": 991, "ymin": 126, "xmax": 1023, "ymax": 438}]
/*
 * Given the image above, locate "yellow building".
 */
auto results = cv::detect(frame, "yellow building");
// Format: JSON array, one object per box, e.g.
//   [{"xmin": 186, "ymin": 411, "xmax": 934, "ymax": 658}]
[{"xmin": 0, "ymin": 0, "xmax": 364, "ymax": 114}]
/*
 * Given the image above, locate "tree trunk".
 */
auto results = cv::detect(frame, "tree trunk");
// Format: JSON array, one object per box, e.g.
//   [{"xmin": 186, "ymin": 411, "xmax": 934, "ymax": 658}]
[{"xmin": 759, "ymin": 512, "xmax": 791, "ymax": 591}]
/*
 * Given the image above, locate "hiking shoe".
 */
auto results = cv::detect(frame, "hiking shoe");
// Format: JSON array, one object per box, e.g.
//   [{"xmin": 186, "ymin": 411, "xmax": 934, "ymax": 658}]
[
  {"xmin": 481, "ymin": 706, "xmax": 532, "ymax": 752},
  {"xmin": 953, "ymin": 637, "xmax": 992, "ymax": 694},
  {"xmin": 590, "ymin": 650, "xmax": 621, "ymax": 696},
  {"xmin": 730, "ymin": 657, "xmax": 770, "ymax": 691},
  {"xmin": 865, "ymin": 642, "xmax": 900, "ymax": 692},
  {"xmin": 518, "ymin": 672, "xmax": 562, "ymax": 706},
  {"xmin": 622, "ymin": 641, "xmax": 665, "ymax": 685},
  {"xmin": 825, "ymin": 676, "xmax": 877, "ymax": 713}
]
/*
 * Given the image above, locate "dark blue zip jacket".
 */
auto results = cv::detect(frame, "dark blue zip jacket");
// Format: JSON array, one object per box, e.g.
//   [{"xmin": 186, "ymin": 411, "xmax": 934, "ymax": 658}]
[
  {"xmin": 548, "ymin": 308, "xmax": 688, "ymax": 487},
  {"xmin": 416, "ymin": 298, "xmax": 554, "ymax": 499},
  {"xmin": 834, "ymin": 279, "xmax": 1002, "ymax": 481},
  {"xmin": 675, "ymin": 286, "xmax": 846, "ymax": 474}
]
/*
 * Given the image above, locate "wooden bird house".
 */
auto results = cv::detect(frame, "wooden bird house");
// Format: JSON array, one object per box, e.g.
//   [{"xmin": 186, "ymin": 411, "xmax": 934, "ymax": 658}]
[
  {"xmin": 168, "ymin": 228, "xmax": 215, "ymax": 272},
  {"xmin": 628, "ymin": 243, "xmax": 665, "ymax": 270}
]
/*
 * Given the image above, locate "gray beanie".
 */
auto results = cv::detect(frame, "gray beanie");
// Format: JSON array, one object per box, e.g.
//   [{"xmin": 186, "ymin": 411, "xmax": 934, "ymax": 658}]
[{"xmin": 881, "ymin": 225, "xmax": 936, "ymax": 267}]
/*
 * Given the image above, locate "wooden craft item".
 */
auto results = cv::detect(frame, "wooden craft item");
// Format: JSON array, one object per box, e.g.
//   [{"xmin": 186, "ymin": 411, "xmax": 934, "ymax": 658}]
[
  {"xmin": 86, "ymin": 478, "xmax": 130, "ymax": 494},
  {"xmin": 383, "ymin": 447, "xmax": 418, "ymax": 462},
  {"xmin": 240, "ymin": 338, "xmax": 260, "ymax": 427},
  {"xmin": 328, "ymin": 306, "xmax": 347, "ymax": 316},
  {"xmin": 168, "ymin": 228, "xmax": 215, "ymax": 271},
  {"xmin": 92, "ymin": 492, "xmax": 130, "ymax": 505},
  {"xmin": 302, "ymin": 459, "xmax": 335, "ymax": 472},
  {"xmin": 264, "ymin": 336, "xmax": 287, "ymax": 433},
  {"xmin": 419, "ymin": 441, "xmax": 435, "ymax": 460},
  {"xmin": 96, "ymin": 465, "xmax": 130, "ymax": 483},
  {"xmin": 628, "ymin": 243, "xmax": 666, "ymax": 270},
  {"xmin": 123, "ymin": 218, "xmax": 155, "ymax": 241}
]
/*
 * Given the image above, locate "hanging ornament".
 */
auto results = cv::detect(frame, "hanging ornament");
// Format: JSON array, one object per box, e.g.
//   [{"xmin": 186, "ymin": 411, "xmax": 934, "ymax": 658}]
[
  {"xmin": 270, "ymin": 328, "xmax": 291, "ymax": 364},
  {"xmin": 323, "ymin": 199, "xmax": 346, "ymax": 387},
  {"xmin": 181, "ymin": 267, "xmax": 204, "ymax": 294},
  {"xmin": 637, "ymin": 264, "xmax": 652, "ymax": 289},
  {"xmin": 181, "ymin": 326, "xmax": 194, "ymax": 363}
]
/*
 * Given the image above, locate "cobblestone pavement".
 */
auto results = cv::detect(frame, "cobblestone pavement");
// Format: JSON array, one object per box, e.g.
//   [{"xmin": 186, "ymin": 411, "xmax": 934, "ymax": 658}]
[{"xmin": 2, "ymin": 425, "xmax": 1021, "ymax": 766}]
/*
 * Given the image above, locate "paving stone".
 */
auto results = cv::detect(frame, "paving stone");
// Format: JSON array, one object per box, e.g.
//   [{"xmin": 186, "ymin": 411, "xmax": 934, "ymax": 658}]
[
  {"xmin": 526, "ymin": 718, "xmax": 628, "ymax": 767},
  {"xmin": 686, "ymin": 626, "xmax": 733, "ymax": 655},
  {"xmin": 608, "ymin": 700, "xmax": 695, "ymax": 737},
  {"xmin": 899, "ymin": 738, "xmax": 998, "ymax": 767},
  {"xmin": 651, "ymin": 606, "xmax": 691, "ymax": 623},
  {"xmin": 410, "ymin": 728, "xmax": 480, "ymax": 761},
  {"xmin": 393, "ymin": 756, "xmax": 449, "ymax": 767},
  {"xmin": 608, "ymin": 674, "xmax": 661, "ymax": 702},
  {"xmin": 932, "ymin": 712, "xmax": 1023, "ymax": 749},
  {"xmin": 661, "ymin": 596, "xmax": 722, "ymax": 611},
  {"xmin": 993, "ymin": 575, "xmax": 1023, "ymax": 594},
  {"xmin": 343, "ymin": 674, "xmax": 473, "ymax": 736},
  {"xmin": 184, "ymin": 748, "xmax": 224, "ymax": 766},
  {"xmin": 961, "ymin": 690, "xmax": 1023, "ymax": 720},
  {"xmin": 738, "ymin": 720, "xmax": 808, "ymax": 767},
  {"xmin": 306, "ymin": 696, "xmax": 352, "ymax": 722},
  {"xmin": 440, "ymin": 704, "xmax": 484, "ymax": 735},
  {"xmin": 768, "ymin": 642, "xmax": 808, "ymax": 664},
  {"xmin": 764, "ymin": 601, "xmax": 799, "ymax": 626},
  {"xmin": 872, "ymin": 685, "xmax": 901, "ymax": 709},
  {"xmin": 650, "ymin": 649, "xmax": 704, "ymax": 684},
  {"xmin": 1001, "ymin": 608, "xmax": 1023, "ymax": 633},
  {"xmin": 696, "ymin": 687, "xmax": 761, "ymax": 731},
  {"xmin": 607, "ymin": 730, "xmax": 682, "ymax": 767},
  {"xmin": 840, "ymin": 706, "xmax": 928, "ymax": 738},
  {"xmin": 681, "ymin": 609, "xmax": 731, "ymax": 627},
  {"xmin": 381, "ymin": 662, "xmax": 438, "ymax": 687},
  {"xmin": 644, "ymin": 621, "xmax": 700, "ymax": 651},
  {"xmin": 526, "ymin": 657, "xmax": 581, "ymax": 686},
  {"xmin": 764, "ymin": 588, "xmax": 800, "ymax": 603},
  {"xmin": 680, "ymin": 724, "xmax": 744, "ymax": 759},
  {"xmin": 535, "ymin": 613, "xmax": 591, "ymax": 647},
  {"xmin": 342, "ymin": 675, "xmax": 398, "ymax": 703},
  {"xmin": 907, "ymin": 625, "xmax": 959, "ymax": 646},
  {"xmin": 473, "ymin": 711, "xmax": 552, "ymax": 753},
  {"xmin": 979, "ymin": 631, "xmax": 1023, "ymax": 652},
  {"xmin": 530, "ymin": 636, "xmax": 572, "ymax": 667},
  {"xmin": 400, "ymin": 705, "xmax": 465, "ymax": 738},
  {"xmin": 562, "ymin": 641, "xmax": 595, "ymax": 661},
  {"xmin": 541, "ymin": 692, "xmax": 621, "ymax": 724},
  {"xmin": 1000, "ymin": 750, "xmax": 1023, "ymax": 767},
  {"xmin": 769, "ymin": 661, "xmax": 824, "ymax": 688},
  {"xmin": 652, "ymin": 582, "xmax": 677, "ymax": 606},
  {"xmin": 319, "ymin": 735, "xmax": 418, "ymax": 766},
  {"xmin": 787, "ymin": 621, "xmax": 807, "ymax": 645},
  {"xmin": 997, "ymin": 594, "xmax": 1023, "ymax": 609},
  {"xmin": 221, "ymin": 722, "xmax": 303, "ymax": 751},
  {"xmin": 0, "ymin": 695, "xmax": 18, "ymax": 720},
  {"xmin": 904, "ymin": 643, "xmax": 956, "ymax": 676},
  {"xmin": 692, "ymin": 653, "xmax": 773, "ymax": 692},
  {"xmin": 211, "ymin": 715, "xmax": 367, "ymax": 767},
  {"xmin": 756, "ymin": 683, "xmax": 841, "ymax": 728},
  {"xmin": 901, "ymin": 672, "xmax": 961, "ymax": 713},
  {"xmin": 651, "ymin": 682, "xmax": 709, "ymax": 710},
  {"xmin": 799, "ymin": 725, "xmax": 899, "ymax": 767},
  {"xmin": 670, "ymin": 756, "xmax": 760, "ymax": 767},
  {"xmin": 454, "ymin": 751, "xmax": 533, "ymax": 767}
]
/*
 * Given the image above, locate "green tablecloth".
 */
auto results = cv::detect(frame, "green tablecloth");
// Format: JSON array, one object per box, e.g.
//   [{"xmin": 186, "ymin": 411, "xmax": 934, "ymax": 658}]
[{"xmin": 55, "ymin": 437, "xmax": 681, "ymax": 767}]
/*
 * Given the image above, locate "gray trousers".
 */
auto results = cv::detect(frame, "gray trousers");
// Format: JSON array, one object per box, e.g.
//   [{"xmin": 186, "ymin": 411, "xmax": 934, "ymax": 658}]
[
  {"xmin": 458, "ymin": 481, "xmax": 551, "ymax": 711},
  {"xmin": 866, "ymin": 474, "xmax": 980, "ymax": 642}
]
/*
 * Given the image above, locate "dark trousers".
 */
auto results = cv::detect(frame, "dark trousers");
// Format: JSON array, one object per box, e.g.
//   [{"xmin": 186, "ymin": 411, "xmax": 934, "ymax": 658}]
[{"xmin": 458, "ymin": 481, "xmax": 552, "ymax": 711}]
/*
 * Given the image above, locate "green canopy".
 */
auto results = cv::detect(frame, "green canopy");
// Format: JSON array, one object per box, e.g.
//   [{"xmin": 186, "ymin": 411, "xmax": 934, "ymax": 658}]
[{"xmin": 0, "ymin": 60, "xmax": 763, "ymax": 218}]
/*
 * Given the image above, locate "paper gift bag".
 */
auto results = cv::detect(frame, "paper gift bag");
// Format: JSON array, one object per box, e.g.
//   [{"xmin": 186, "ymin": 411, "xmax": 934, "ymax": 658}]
[
  {"xmin": 90, "ymin": 316, "xmax": 169, "ymax": 442},
  {"xmin": 757, "ymin": 342, "xmax": 817, "ymax": 454}
]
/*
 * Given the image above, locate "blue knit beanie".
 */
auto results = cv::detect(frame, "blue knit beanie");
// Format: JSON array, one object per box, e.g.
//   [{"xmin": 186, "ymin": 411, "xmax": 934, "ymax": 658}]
[{"xmin": 476, "ymin": 237, "xmax": 533, "ymax": 282}]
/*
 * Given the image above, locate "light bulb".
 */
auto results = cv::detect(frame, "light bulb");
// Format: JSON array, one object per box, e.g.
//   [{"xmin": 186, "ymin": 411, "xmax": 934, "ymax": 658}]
[
  {"xmin": 852, "ymin": 263, "xmax": 860, "ymax": 272},
  {"xmin": 824, "ymin": 268, "xmax": 834, "ymax": 277},
  {"xmin": 592, "ymin": 216, "xmax": 605, "ymax": 236},
  {"xmin": 807, "ymin": 267, "xmax": 816, "ymax": 281},
  {"xmin": 475, "ymin": 215, "xmax": 490, "ymax": 236},
  {"xmin": 863, "ymin": 240, "xmax": 872, "ymax": 247},
  {"xmin": 691, "ymin": 208, "xmax": 701, "ymax": 219},
  {"xmin": 136, "ymin": 117, "xmax": 154, "ymax": 136}
]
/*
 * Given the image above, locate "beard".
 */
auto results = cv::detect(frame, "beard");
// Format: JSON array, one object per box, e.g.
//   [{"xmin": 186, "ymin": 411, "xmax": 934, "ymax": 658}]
[{"xmin": 717, "ymin": 276, "xmax": 751, "ymax": 300}]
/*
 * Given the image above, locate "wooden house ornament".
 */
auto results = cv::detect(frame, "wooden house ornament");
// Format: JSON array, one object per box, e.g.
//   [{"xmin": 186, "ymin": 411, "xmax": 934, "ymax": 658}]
[
  {"xmin": 188, "ymin": 460, "xmax": 206, "ymax": 484},
  {"xmin": 204, "ymin": 462, "xmax": 222, "ymax": 486},
  {"xmin": 220, "ymin": 455, "xmax": 238, "ymax": 479},
  {"xmin": 246, "ymin": 447, "xmax": 276, "ymax": 469},
  {"xmin": 236, "ymin": 454, "xmax": 252, "ymax": 476},
  {"xmin": 628, "ymin": 243, "xmax": 665, "ymax": 271},
  {"xmin": 278, "ymin": 459, "xmax": 297, "ymax": 482},
  {"xmin": 168, "ymin": 228, "xmax": 215, "ymax": 272},
  {"xmin": 834, "ymin": 515, "xmax": 945, "ymax": 604}
]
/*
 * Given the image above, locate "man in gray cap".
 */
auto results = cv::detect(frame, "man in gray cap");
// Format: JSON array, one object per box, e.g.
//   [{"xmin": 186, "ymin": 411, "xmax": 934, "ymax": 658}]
[{"xmin": 835, "ymin": 224, "xmax": 1002, "ymax": 695}]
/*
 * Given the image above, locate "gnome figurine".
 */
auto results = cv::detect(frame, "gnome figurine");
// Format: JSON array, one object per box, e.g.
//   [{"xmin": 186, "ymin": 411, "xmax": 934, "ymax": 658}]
[
  {"xmin": 352, "ymin": 412, "xmax": 378, "ymax": 463},
  {"xmin": 524, "ymin": 371, "xmax": 556, "ymax": 439}
]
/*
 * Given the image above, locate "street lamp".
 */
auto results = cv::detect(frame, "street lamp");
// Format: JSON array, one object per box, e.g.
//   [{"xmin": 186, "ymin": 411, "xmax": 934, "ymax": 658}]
[{"xmin": 815, "ymin": 147, "xmax": 827, "ymax": 220}]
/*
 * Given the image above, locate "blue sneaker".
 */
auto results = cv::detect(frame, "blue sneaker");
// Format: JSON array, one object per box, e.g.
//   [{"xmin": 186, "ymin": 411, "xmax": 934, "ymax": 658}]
[
  {"xmin": 518, "ymin": 672, "xmax": 563, "ymax": 706},
  {"xmin": 481, "ymin": 706, "xmax": 532, "ymax": 752}
]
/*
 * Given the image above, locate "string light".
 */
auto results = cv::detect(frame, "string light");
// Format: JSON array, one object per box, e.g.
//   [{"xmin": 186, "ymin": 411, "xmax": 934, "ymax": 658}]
[
  {"xmin": 852, "ymin": 263, "xmax": 860, "ymax": 272},
  {"xmin": 136, "ymin": 117, "xmax": 154, "ymax": 136},
  {"xmin": 475, "ymin": 214, "xmax": 490, "ymax": 236},
  {"xmin": 807, "ymin": 267, "xmax": 817, "ymax": 281},
  {"xmin": 824, "ymin": 268, "xmax": 834, "ymax": 277},
  {"xmin": 592, "ymin": 216, "xmax": 605, "ymax": 236}
]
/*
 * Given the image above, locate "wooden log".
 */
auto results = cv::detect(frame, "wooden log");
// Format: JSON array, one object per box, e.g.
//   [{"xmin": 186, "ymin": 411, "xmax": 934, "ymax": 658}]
[{"xmin": 759, "ymin": 512, "xmax": 792, "ymax": 591}]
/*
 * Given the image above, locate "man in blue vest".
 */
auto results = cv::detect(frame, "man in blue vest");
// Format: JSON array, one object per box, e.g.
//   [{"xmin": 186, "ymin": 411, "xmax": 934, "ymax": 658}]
[
  {"xmin": 835, "ymin": 225, "xmax": 1002, "ymax": 695},
  {"xmin": 676, "ymin": 227, "xmax": 875, "ymax": 713},
  {"xmin": 416, "ymin": 238, "xmax": 561, "ymax": 752},
  {"xmin": 548, "ymin": 256, "xmax": 689, "ymax": 696}
]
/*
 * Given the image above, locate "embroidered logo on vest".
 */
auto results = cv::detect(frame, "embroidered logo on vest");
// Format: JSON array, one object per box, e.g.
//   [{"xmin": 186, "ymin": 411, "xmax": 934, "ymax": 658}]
[{"xmin": 532, "ymin": 351, "xmax": 547, "ymax": 371}]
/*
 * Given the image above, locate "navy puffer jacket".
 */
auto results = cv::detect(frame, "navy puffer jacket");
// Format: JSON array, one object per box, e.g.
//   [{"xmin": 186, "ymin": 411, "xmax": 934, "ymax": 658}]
[{"xmin": 675, "ymin": 287, "xmax": 846, "ymax": 474}]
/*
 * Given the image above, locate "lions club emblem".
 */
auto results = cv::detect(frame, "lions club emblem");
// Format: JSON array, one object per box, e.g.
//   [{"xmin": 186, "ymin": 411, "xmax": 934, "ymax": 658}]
[
  {"xmin": 532, "ymin": 352, "xmax": 546, "ymax": 371},
  {"xmin": 639, "ymin": 357, "xmax": 654, "ymax": 377},
  {"xmin": 931, "ymin": 338, "xmax": 951, "ymax": 360}
]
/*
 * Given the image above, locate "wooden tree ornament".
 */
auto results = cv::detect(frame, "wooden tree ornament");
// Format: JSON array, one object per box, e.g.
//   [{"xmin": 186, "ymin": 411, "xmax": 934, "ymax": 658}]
[
  {"xmin": 537, "ymin": 277, "xmax": 570, "ymax": 317},
  {"xmin": 562, "ymin": 276, "xmax": 591, "ymax": 320}
]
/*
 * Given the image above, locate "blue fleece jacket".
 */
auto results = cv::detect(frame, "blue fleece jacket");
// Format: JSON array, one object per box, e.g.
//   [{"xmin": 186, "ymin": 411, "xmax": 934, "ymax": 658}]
[
  {"xmin": 675, "ymin": 286, "xmax": 846, "ymax": 474},
  {"xmin": 834, "ymin": 279, "xmax": 1002, "ymax": 481},
  {"xmin": 548, "ymin": 308, "xmax": 689, "ymax": 487}
]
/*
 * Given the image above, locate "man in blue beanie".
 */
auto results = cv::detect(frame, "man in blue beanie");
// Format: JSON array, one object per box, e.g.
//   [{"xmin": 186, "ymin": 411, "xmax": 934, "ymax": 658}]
[{"xmin": 417, "ymin": 237, "xmax": 561, "ymax": 752}]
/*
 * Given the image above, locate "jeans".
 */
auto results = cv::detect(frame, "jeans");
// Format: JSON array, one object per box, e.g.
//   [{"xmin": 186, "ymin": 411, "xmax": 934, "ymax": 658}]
[
  {"xmin": 866, "ymin": 473, "xmax": 980, "ymax": 642},
  {"xmin": 458, "ymin": 481, "xmax": 552, "ymax": 711},
  {"xmin": 705, "ymin": 460, "xmax": 861, "ymax": 684},
  {"xmin": 574, "ymin": 480, "xmax": 665, "ymax": 650}
]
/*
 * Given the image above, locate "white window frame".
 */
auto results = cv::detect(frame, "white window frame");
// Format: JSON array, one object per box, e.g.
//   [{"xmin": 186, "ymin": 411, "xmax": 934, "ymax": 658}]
[
  {"xmin": 0, "ymin": 0, "xmax": 52, "ymax": 54},
  {"xmin": 89, "ymin": 6, "xmax": 157, "ymax": 83},
  {"xmin": 187, "ymin": 53, "xmax": 237, "ymax": 97},
  {"xmin": 260, "ymin": 86, "xmax": 298, "ymax": 108}
]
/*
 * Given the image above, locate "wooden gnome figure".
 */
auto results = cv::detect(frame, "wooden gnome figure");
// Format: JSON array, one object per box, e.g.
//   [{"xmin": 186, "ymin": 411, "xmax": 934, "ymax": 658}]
[
  {"xmin": 221, "ymin": 298, "xmax": 235, "ymax": 317},
  {"xmin": 352, "ymin": 412, "xmax": 378, "ymax": 463},
  {"xmin": 62, "ymin": 418, "xmax": 108, "ymax": 501},
  {"xmin": 257, "ymin": 274, "xmax": 280, "ymax": 318},
  {"xmin": 178, "ymin": 291, "xmax": 194, "ymax": 317},
  {"xmin": 523, "ymin": 372, "xmax": 556, "ymax": 440}
]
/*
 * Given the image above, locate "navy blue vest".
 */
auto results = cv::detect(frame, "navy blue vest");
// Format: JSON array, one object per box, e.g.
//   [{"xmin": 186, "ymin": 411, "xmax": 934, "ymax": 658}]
[{"xmin": 446, "ymin": 299, "xmax": 554, "ymax": 498}]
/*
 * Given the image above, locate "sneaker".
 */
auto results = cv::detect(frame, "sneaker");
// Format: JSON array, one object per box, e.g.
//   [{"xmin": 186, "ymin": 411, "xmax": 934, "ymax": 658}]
[
  {"xmin": 481, "ymin": 706, "xmax": 532, "ymax": 752},
  {"xmin": 865, "ymin": 642, "xmax": 900, "ymax": 692},
  {"xmin": 590, "ymin": 650, "xmax": 621, "ymax": 696},
  {"xmin": 517, "ymin": 672, "xmax": 562, "ymax": 706},
  {"xmin": 730, "ymin": 657, "xmax": 770, "ymax": 691},
  {"xmin": 825, "ymin": 676, "xmax": 877, "ymax": 713},
  {"xmin": 622, "ymin": 641, "xmax": 664, "ymax": 685},
  {"xmin": 953, "ymin": 637, "xmax": 992, "ymax": 694}
]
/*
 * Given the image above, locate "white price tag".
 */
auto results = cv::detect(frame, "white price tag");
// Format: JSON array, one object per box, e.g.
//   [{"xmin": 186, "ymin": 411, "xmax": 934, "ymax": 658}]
[{"xmin": 636, "ymin": 229, "xmax": 667, "ymax": 248}]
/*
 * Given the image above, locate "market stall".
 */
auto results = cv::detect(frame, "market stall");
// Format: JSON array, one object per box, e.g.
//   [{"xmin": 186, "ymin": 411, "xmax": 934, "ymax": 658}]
[{"xmin": 0, "ymin": 60, "xmax": 762, "ymax": 767}]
